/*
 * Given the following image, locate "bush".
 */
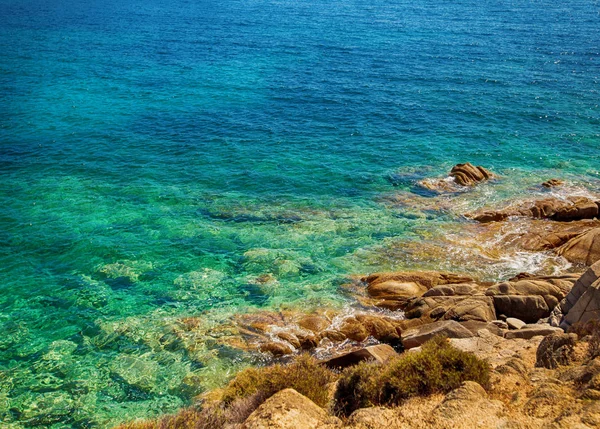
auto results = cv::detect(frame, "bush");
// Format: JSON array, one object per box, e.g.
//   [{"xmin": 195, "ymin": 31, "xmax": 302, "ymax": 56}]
[
  {"xmin": 221, "ymin": 354, "xmax": 336, "ymax": 408},
  {"xmin": 334, "ymin": 336, "xmax": 491, "ymax": 416}
]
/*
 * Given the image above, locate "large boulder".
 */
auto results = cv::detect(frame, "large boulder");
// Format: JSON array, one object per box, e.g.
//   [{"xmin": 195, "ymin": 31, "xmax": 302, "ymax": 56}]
[
  {"xmin": 364, "ymin": 271, "xmax": 473, "ymax": 310},
  {"xmin": 504, "ymin": 325, "xmax": 563, "ymax": 340},
  {"xmin": 242, "ymin": 389, "xmax": 341, "ymax": 429},
  {"xmin": 557, "ymin": 228, "xmax": 600, "ymax": 266},
  {"xmin": 402, "ymin": 320, "xmax": 474, "ymax": 350}
]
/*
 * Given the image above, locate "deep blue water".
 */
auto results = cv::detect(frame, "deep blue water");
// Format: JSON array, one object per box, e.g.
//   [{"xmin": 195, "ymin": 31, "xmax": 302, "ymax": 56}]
[{"xmin": 1, "ymin": 0, "xmax": 600, "ymax": 426}]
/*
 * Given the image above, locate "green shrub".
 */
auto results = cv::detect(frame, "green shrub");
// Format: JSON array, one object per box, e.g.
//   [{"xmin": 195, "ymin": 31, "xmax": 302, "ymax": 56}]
[{"xmin": 334, "ymin": 336, "xmax": 491, "ymax": 416}]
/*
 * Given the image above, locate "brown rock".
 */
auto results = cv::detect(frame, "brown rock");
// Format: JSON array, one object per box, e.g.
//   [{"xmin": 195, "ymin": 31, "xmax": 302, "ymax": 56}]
[
  {"xmin": 298, "ymin": 316, "xmax": 331, "ymax": 333},
  {"xmin": 504, "ymin": 325, "xmax": 563, "ymax": 339},
  {"xmin": 450, "ymin": 163, "xmax": 493, "ymax": 186},
  {"xmin": 561, "ymin": 277, "xmax": 600, "ymax": 329},
  {"xmin": 542, "ymin": 179, "xmax": 564, "ymax": 188},
  {"xmin": 405, "ymin": 296, "xmax": 496, "ymax": 322},
  {"xmin": 491, "ymin": 295, "xmax": 550, "ymax": 323},
  {"xmin": 276, "ymin": 332, "xmax": 301, "ymax": 349},
  {"xmin": 402, "ymin": 320, "xmax": 474, "ymax": 350},
  {"xmin": 242, "ymin": 388, "xmax": 341, "ymax": 429},
  {"xmin": 557, "ymin": 227, "xmax": 600, "ymax": 266},
  {"xmin": 364, "ymin": 271, "xmax": 473, "ymax": 310},
  {"xmin": 322, "ymin": 344, "xmax": 398, "ymax": 369},
  {"xmin": 338, "ymin": 317, "xmax": 369, "ymax": 342},
  {"xmin": 259, "ymin": 341, "xmax": 293, "ymax": 356},
  {"xmin": 346, "ymin": 407, "xmax": 404, "ymax": 429},
  {"xmin": 355, "ymin": 315, "xmax": 402, "ymax": 343}
]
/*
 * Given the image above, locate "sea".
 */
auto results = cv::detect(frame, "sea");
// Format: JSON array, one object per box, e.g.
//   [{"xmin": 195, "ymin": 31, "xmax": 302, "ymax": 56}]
[{"xmin": 1, "ymin": 0, "xmax": 599, "ymax": 426}]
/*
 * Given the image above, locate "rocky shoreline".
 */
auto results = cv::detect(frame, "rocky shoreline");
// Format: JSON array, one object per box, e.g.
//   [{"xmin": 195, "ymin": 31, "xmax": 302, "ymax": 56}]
[{"xmin": 116, "ymin": 165, "xmax": 600, "ymax": 429}]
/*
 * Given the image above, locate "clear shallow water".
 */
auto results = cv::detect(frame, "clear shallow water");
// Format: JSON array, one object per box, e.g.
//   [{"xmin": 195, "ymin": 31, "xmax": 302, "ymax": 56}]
[{"xmin": 1, "ymin": 0, "xmax": 600, "ymax": 426}]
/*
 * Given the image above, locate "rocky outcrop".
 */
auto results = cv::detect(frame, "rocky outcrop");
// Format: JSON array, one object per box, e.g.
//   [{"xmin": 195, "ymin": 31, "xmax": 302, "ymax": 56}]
[
  {"xmin": 472, "ymin": 196, "xmax": 600, "ymax": 223},
  {"xmin": 556, "ymin": 227, "xmax": 600, "ymax": 266},
  {"xmin": 345, "ymin": 407, "xmax": 404, "ymax": 429},
  {"xmin": 242, "ymin": 389, "xmax": 341, "ymax": 429},
  {"xmin": 484, "ymin": 275, "xmax": 577, "ymax": 323},
  {"xmin": 363, "ymin": 271, "xmax": 474, "ymax": 310},
  {"xmin": 561, "ymin": 277, "xmax": 600, "ymax": 329}
]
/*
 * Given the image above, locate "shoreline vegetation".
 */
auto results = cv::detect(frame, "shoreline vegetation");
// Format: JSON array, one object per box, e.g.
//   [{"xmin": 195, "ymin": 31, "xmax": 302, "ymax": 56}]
[{"xmin": 114, "ymin": 164, "xmax": 600, "ymax": 429}]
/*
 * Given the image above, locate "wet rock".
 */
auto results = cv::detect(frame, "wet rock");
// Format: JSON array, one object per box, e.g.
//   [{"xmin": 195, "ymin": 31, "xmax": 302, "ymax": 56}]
[
  {"xmin": 536, "ymin": 332, "xmax": 577, "ymax": 369},
  {"xmin": 298, "ymin": 316, "xmax": 331, "ymax": 334},
  {"xmin": 557, "ymin": 228, "xmax": 600, "ymax": 266},
  {"xmin": 242, "ymin": 388, "xmax": 341, "ymax": 429},
  {"xmin": 322, "ymin": 344, "xmax": 398, "ymax": 369},
  {"xmin": 364, "ymin": 271, "xmax": 473, "ymax": 310},
  {"xmin": 506, "ymin": 318, "xmax": 526, "ymax": 330},
  {"xmin": 276, "ymin": 332, "xmax": 301, "ymax": 349},
  {"xmin": 354, "ymin": 314, "xmax": 402, "ymax": 344},
  {"xmin": 542, "ymin": 179, "xmax": 564, "ymax": 188},
  {"xmin": 402, "ymin": 320, "xmax": 474, "ymax": 350},
  {"xmin": 338, "ymin": 317, "xmax": 369, "ymax": 342},
  {"xmin": 504, "ymin": 325, "xmax": 563, "ymax": 340},
  {"xmin": 472, "ymin": 196, "xmax": 600, "ymax": 223},
  {"xmin": 449, "ymin": 163, "xmax": 493, "ymax": 186},
  {"xmin": 259, "ymin": 341, "xmax": 293, "ymax": 356}
]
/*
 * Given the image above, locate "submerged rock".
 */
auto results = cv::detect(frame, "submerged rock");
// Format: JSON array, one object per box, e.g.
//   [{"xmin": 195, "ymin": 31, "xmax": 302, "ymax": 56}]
[{"xmin": 542, "ymin": 178, "xmax": 565, "ymax": 188}]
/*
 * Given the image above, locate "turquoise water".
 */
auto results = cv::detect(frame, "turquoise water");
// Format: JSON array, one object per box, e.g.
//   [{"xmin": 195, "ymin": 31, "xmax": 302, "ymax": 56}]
[{"xmin": 1, "ymin": 0, "xmax": 600, "ymax": 426}]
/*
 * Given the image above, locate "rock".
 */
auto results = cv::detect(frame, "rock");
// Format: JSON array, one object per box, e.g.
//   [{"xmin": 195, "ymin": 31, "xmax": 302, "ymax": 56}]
[
  {"xmin": 450, "ymin": 163, "xmax": 493, "ymax": 186},
  {"xmin": 430, "ymin": 381, "xmax": 505, "ymax": 427},
  {"xmin": 506, "ymin": 318, "xmax": 526, "ymax": 330},
  {"xmin": 402, "ymin": 320, "xmax": 474, "ymax": 350},
  {"xmin": 322, "ymin": 345, "xmax": 398, "ymax": 369},
  {"xmin": 276, "ymin": 332, "xmax": 301, "ymax": 349},
  {"xmin": 259, "ymin": 341, "xmax": 293, "ymax": 356},
  {"xmin": 472, "ymin": 196, "xmax": 600, "ymax": 223},
  {"xmin": 346, "ymin": 407, "xmax": 404, "ymax": 429},
  {"xmin": 557, "ymin": 228, "xmax": 600, "ymax": 266},
  {"xmin": 338, "ymin": 317, "xmax": 369, "ymax": 342},
  {"xmin": 542, "ymin": 179, "xmax": 564, "ymax": 188},
  {"xmin": 561, "ymin": 277, "xmax": 600, "ymax": 329},
  {"xmin": 491, "ymin": 295, "xmax": 550, "ymax": 324},
  {"xmin": 504, "ymin": 325, "xmax": 563, "ymax": 340},
  {"xmin": 298, "ymin": 316, "xmax": 331, "ymax": 333},
  {"xmin": 405, "ymin": 296, "xmax": 496, "ymax": 322},
  {"xmin": 561, "ymin": 260, "xmax": 600, "ymax": 317},
  {"xmin": 242, "ymin": 388, "xmax": 341, "ymax": 429},
  {"xmin": 364, "ymin": 271, "xmax": 473, "ymax": 310},
  {"xmin": 490, "ymin": 320, "xmax": 509, "ymax": 329},
  {"xmin": 536, "ymin": 332, "xmax": 577, "ymax": 369},
  {"xmin": 459, "ymin": 320, "xmax": 504, "ymax": 337}
]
